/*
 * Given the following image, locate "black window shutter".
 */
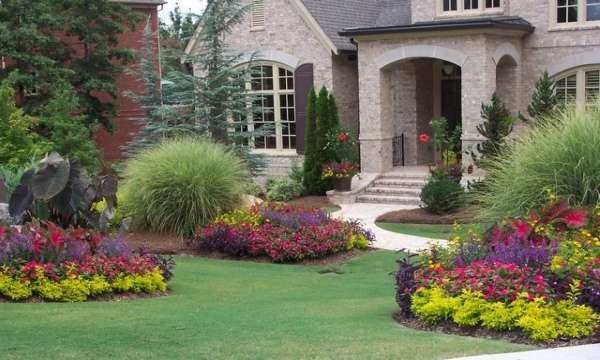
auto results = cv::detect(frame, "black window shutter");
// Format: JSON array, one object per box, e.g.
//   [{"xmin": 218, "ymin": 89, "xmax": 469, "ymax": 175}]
[{"xmin": 294, "ymin": 63, "xmax": 314, "ymax": 155}]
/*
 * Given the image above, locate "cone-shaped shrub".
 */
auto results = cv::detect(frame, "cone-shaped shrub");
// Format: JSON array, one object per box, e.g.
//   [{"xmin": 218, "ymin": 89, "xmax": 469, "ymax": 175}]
[
  {"xmin": 477, "ymin": 104, "xmax": 600, "ymax": 221},
  {"xmin": 121, "ymin": 137, "xmax": 248, "ymax": 236}
]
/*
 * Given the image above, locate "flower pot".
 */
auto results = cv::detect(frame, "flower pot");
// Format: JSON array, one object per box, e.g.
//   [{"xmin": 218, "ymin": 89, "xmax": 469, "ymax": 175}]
[{"xmin": 334, "ymin": 177, "xmax": 352, "ymax": 192}]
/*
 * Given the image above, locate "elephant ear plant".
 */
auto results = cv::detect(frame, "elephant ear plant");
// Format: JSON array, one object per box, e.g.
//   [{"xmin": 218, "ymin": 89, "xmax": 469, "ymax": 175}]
[
  {"xmin": 0, "ymin": 179, "xmax": 7, "ymax": 203},
  {"xmin": 8, "ymin": 152, "xmax": 118, "ymax": 230}
]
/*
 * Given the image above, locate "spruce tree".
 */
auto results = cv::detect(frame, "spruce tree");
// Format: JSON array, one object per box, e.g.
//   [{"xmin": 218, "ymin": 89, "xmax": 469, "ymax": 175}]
[
  {"xmin": 475, "ymin": 93, "xmax": 514, "ymax": 164},
  {"xmin": 522, "ymin": 71, "xmax": 559, "ymax": 122}
]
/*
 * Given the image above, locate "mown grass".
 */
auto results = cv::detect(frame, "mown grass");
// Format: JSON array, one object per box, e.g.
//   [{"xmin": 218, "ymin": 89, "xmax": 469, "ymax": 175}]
[{"xmin": 0, "ymin": 251, "xmax": 531, "ymax": 359}]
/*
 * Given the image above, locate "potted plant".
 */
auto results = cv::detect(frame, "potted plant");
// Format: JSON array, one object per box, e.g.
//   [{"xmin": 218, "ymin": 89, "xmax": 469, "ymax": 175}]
[
  {"xmin": 322, "ymin": 128, "xmax": 360, "ymax": 192},
  {"xmin": 322, "ymin": 161, "xmax": 360, "ymax": 191}
]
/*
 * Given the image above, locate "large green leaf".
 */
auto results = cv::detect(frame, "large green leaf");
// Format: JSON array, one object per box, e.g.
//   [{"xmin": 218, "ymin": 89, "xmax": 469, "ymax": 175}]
[
  {"xmin": 8, "ymin": 169, "xmax": 34, "ymax": 219},
  {"xmin": 0, "ymin": 179, "xmax": 7, "ymax": 203},
  {"xmin": 31, "ymin": 153, "xmax": 70, "ymax": 201}
]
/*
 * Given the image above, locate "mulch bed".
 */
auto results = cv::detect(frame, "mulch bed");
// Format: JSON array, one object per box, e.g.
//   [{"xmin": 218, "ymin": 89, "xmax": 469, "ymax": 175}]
[
  {"xmin": 393, "ymin": 312, "xmax": 600, "ymax": 347},
  {"xmin": 125, "ymin": 230, "xmax": 372, "ymax": 265},
  {"xmin": 376, "ymin": 208, "xmax": 478, "ymax": 225},
  {"xmin": 0, "ymin": 291, "xmax": 172, "ymax": 304},
  {"xmin": 288, "ymin": 196, "xmax": 336, "ymax": 209}
]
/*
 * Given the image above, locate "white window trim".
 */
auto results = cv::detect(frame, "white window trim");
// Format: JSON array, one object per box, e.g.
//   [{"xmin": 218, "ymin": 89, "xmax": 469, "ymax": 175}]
[
  {"xmin": 554, "ymin": 65, "xmax": 600, "ymax": 110},
  {"xmin": 436, "ymin": 0, "xmax": 504, "ymax": 18},
  {"xmin": 242, "ymin": 62, "xmax": 297, "ymax": 154},
  {"xmin": 549, "ymin": 0, "xmax": 600, "ymax": 30}
]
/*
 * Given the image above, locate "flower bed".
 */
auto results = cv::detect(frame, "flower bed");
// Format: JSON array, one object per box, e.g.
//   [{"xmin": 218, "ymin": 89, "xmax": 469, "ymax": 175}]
[
  {"xmin": 0, "ymin": 223, "xmax": 171, "ymax": 302},
  {"xmin": 395, "ymin": 199, "xmax": 600, "ymax": 342},
  {"xmin": 191, "ymin": 203, "xmax": 374, "ymax": 262}
]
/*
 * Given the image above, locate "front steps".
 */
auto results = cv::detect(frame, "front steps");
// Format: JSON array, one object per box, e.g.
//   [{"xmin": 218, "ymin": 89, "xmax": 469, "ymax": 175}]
[{"xmin": 355, "ymin": 173, "xmax": 429, "ymax": 206}]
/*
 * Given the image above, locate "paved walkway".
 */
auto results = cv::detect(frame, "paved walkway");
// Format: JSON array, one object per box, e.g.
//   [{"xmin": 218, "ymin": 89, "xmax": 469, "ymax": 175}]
[
  {"xmin": 332, "ymin": 203, "xmax": 446, "ymax": 252},
  {"xmin": 449, "ymin": 344, "xmax": 600, "ymax": 360}
]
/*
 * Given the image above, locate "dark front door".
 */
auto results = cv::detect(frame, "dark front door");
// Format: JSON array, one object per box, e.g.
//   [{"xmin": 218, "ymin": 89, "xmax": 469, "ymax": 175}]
[{"xmin": 441, "ymin": 79, "xmax": 462, "ymax": 132}]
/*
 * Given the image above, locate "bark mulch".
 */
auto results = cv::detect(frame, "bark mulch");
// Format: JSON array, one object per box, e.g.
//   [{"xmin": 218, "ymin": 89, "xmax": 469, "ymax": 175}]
[{"xmin": 376, "ymin": 208, "xmax": 478, "ymax": 225}]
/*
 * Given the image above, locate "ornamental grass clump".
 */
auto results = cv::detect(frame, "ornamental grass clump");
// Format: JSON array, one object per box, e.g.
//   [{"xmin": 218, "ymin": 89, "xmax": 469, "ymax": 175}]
[
  {"xmin": 477, "ymin": 105, "xmax": 600, "ymax": 221},
  {"xmin": 121, "ymin": 138, "xmax": 248, "ymax": 236}
]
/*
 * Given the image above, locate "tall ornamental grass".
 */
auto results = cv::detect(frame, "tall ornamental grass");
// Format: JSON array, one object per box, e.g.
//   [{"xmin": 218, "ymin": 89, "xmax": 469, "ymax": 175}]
[
  {"xmin": 476, "ymin": 104, "xmax": 600, "ymax": 221},
  {"xmin": 121, "ymin": 138, "xmax": 248, "ymax": 236}
]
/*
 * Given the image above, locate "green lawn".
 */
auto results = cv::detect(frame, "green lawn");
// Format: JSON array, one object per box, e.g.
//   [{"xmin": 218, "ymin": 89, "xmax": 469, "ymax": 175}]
[
  {"xmin": 376, "ymin": 223, "xmax": 484, "ymax": 240},
  {"xmin": 0, "ymin": 251, "xmax": 531, "ymax": 359}
]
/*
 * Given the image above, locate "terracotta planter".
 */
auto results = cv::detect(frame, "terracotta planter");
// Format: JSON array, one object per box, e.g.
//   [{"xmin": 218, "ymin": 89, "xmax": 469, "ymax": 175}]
[{"xmin": 334, "ymin": 177, "xmax": 352, "ymax": 192}]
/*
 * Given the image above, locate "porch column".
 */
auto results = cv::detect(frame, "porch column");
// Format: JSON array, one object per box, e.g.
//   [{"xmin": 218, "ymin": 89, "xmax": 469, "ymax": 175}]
[
  {"xmin": 461, "ymin": 49, "xmax": 497, "ymax": 169},
  {"xmin": 358, "ymin": 61, "xmax": 394, "ymax": 174}
]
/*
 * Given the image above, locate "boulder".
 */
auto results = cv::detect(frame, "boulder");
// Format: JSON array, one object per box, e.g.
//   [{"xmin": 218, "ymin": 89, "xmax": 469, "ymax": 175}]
[
  {"xmin": 0, "ymin": 203, "xmax": 10, "ymax": 224},
  {"xmin": 240, "ymin": 194, "xmax": 263, "ymax": 209}
]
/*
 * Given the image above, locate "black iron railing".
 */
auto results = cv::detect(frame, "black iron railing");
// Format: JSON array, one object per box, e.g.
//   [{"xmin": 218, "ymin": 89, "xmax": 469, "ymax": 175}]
[{"xmin": 393, "ymin": 134, "xmax": 405, "ymax": 167}]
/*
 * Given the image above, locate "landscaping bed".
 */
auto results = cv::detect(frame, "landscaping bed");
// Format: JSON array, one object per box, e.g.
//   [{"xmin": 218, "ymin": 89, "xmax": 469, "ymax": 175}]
[
  {"xmin": 393, "ymin": 198, "xmax": 600, "ymax": 343},
  {"xmin": 377, "ymin": 207, "xmax": 477, "ymax": 225},
  {"xmin": 0, "ymin": 223, "xmax": 173, "ymax": 302}
]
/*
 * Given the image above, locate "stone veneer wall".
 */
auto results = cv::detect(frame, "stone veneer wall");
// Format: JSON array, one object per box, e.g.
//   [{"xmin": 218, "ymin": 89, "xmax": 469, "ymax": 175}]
[{"xmin": 332, "ymin": 54, "xmax": 360, "ymax": 135}]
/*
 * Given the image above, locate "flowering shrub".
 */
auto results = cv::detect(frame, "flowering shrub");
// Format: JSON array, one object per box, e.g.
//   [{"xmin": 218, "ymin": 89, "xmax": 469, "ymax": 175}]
[
  {"xmin": 0, "ymin": 223, "xmax": 171, "ymax": 302},
  {"xmin": 322, "ymin": 162, "xmax": 360, "ymax": 180},
  {"xmin": 192, "ymin": 203, "xmax": 374, "ymax": 262},
  {"xmin": 395, "ymin": 198, "xmax": 600, "ymax": 341}
]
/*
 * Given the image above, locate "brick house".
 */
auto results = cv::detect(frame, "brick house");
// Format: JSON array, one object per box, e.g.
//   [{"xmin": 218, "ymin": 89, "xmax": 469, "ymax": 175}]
[
  {"xmin": 95, "ymin": 0, "xmax": 165, "ymax": 161},
  {"xmin": 185, "ymin": 0, "xmax": 600, "ymax": 199}
]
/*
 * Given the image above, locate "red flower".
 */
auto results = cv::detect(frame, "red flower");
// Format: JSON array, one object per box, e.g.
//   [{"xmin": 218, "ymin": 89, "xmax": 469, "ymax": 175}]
[
  {"xmin": 47, "ymin": 222, "xmax": 64, "ymax": 249},
  {"xmin": 338, "ymin": 132, "xmax": 348, "ymax": 142},
  {"xmin": 559, "ymin": 208, "xmax": 588, "ymax": 229},
  {"xmin": 419, "ymin": 133, "xmax": 430, "ymax": 143}
]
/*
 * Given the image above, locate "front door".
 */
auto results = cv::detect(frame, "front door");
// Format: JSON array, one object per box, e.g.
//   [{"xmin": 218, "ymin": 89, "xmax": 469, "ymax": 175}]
[{"xmin": 441, "ymin": 79, "xmax": 462, "ymax": 132}]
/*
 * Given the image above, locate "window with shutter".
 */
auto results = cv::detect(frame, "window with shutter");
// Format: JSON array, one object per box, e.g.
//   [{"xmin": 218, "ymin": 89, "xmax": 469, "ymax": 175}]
[{"xmin": 251, "ymin": 0, "xmax": 265, "ymax": 30}]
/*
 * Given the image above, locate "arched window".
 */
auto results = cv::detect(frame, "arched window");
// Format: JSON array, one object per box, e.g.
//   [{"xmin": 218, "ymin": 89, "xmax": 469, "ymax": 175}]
[
  {"xmin": 555, "ymin": 66, "xmax": 600, "ymax": 108},
  {"xmin": 247, "ymin": 63, "xmax": 296, "ymax": 151}
]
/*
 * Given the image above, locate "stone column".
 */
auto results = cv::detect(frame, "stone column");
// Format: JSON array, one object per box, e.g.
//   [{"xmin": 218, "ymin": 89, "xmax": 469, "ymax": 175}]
[
  {"xmin": 358, "ymin": 55, "xmax": 394, "ymax": 174},
  {"xmin": 461, "ymin": 37, "xmax": 497, "ymax": 170}
]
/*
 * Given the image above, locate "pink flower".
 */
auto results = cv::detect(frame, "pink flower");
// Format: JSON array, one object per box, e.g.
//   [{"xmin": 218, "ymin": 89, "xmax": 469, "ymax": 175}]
[{"xmin": 559, "ymin": 208, "xmax": 588, "ymax": 228}]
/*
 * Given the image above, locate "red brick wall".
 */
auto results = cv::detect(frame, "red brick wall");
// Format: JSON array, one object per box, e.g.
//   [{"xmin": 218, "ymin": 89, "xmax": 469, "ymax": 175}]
[{"xmin": 94, "ymin": 4, "xmax": 161, "ymax": 161}]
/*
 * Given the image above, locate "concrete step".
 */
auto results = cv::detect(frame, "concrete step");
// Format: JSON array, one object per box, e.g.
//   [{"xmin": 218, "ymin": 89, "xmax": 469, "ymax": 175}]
[
  {"xmin": 355, "ymin": 194, "xmax": 422, "ymax": 206},
  {"xmin": 365, "ymin": 187, "xmax": 421, "ymax": 197},
  {"xmin": 379, "ymin": 174, "xmax": 430, "ymax": 181},
  {"xmin": 373, "ymin": 179, "xmax": 428, "ymax": 188}
]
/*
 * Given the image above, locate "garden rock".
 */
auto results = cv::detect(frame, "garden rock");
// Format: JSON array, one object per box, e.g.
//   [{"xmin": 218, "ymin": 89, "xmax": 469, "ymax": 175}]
[
  {"xmin": 240, "ymin": 194, "xmax": 263, "ymax": 209},
  {"xmin": 0, "ymin": 203, "xmax": 11, "ymax": 224}
]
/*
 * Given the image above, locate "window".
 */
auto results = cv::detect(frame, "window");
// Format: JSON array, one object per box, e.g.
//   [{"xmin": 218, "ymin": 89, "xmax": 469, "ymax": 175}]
[
  {"xmin": 439, "ymin": 0, "xmax": 502, "ymax": 15},
  {"xmin": 555, "ymin": 67, "xmax": 600, "ymax": 108},
  {"xmin": 244, "ymin": 63, "xmax": 296, "ymax": 151},
  {"xmin": 250, "ymin": 0, "xmax": 265, "ymax": 30},
  {"xmin": 553, "ymin": 0, "xmax": 600, "ymax": 26}
]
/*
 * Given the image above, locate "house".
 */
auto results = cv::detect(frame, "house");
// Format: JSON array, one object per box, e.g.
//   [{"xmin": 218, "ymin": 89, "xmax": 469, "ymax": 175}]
[
  {"xmin": 95, "ymin": 0, "xmax": 165, "ymax": 161},
  {"xmin": 185, "ymin": 0, "xmax": 600, "ymax": 200}
]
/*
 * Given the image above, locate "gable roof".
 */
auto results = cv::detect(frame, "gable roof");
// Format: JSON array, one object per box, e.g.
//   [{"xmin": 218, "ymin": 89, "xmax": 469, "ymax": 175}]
[{"xmin": 300, "ymin": 0, "xmax": 411, "ymax": 52}]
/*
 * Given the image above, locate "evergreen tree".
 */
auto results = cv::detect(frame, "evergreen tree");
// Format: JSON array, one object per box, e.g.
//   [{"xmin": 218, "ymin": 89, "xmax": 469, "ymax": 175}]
[
  {"xmin": 475, "ymin": 93, "xmax": 514, "ymax": 165},
  {"xmin": 521, "ymin": 71, "xmax": 560, "ymax": 122},
  {"xmin": 0, "ymin": 0, "xmax": 142, "ymax": 131},
  {"xmin": 303, "ymin": 89, "xmax": 320, "ymax": 194},
  {"xmin": 315, "ymin": 87, "xmax": 331, "ymax": 159}
]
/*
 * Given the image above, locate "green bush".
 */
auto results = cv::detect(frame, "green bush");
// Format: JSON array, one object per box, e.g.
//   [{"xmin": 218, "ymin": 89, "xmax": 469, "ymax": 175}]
[
  {"xmin": 265, "ymin": 176, "xmax": 303, "ymax": 202},
  {"xmin": 420, "ymin": 177, "xmax": 465, "ymax": 215},
  {"xmin": 476, "ymin": 105, "xmax": 600, "ymax": 221},
  {"xmin": 120, "ymin": 138, "xmax": 248, "ymax": 236}
]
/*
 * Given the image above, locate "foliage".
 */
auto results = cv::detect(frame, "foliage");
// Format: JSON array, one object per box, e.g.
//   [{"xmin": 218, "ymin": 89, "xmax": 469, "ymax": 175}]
[
  {"xmin": 0, "ymin": 80, "xmax": 49, "ymax": 165},
  {"xmin": 192, "ymin": 203, "xmax": 374, "ymax": 262},
  {"xmin": 521, "ymin": 71, "xmax": 560, "ymax": 123},
  {"xmin": 430, "ymin": 117, "xmax": 462, "ymax": 168},
  {"xmin": 39, "ymin": 86, "xmax": 100, "ymax": 170},
  {"xmin": 476, "ymin": 106, "xmax": 600, "ymax": 220},
  {"xmin": 0, "ymin": 0, "xmax": 142, "ymax": 131},
  {"xmin": 0, "ymin": 222, "xmax": 171, "ymax": 302},
  {"xmin": 0, "ymin": 160, "xmax": 37, "ymax": 199},
  {"xmin": 323, "ymin": 128, "xmax": 359, "ymax": 164},
  {"xmin": 322, "ymin": 162, "xmax": 360, "ymax": 180},
  {"xmin": 243, "ymin": 182, "xmax": 264, "ymax": 198},
  {"xmin": 473, "ymin": 93, "xmax": 514, "ymax": 166},
  {"xmin": 121, "ymin": 138, "xmax": 248, "ymax": 236},
  {"xmin": 265, "ymin": 176, "xmax": 303, "ymax": 202},
  {"xmin": 8, "ymin": 153, "xmax": 118, "ymax": 230},
  {"xmin": 303, "ymin": 87, "xmax": 341, "ymax": 195},
  {"xmin": 159, "ymin": 5, "xmax": 198, "ymax": 44},
  {"xmin": 395, "ymin": 253, "xmax": 422, "ymax": 316},
  {"xmin": 420, "ymin": 177, "xmax": 465, "ymax": 215},
  {"xmin": 410, "ymin": 286, "xmax": 598, "ymax": 341}
]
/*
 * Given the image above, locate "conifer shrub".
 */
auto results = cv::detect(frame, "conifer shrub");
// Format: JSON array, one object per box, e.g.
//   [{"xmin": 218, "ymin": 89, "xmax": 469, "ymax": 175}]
[{"xmin": 121, "ymin": 138, "xmax": 248, "ymax": 236}]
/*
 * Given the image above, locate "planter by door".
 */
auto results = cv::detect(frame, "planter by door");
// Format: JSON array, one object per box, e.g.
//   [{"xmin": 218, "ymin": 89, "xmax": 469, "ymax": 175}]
[{"xmin": 334, "ymin": 178, "xmax": 352, "ymax": 192}]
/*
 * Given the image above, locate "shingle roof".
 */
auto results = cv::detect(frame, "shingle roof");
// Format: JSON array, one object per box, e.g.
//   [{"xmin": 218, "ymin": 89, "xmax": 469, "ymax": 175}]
[
  {"xmin": 339, "ymin": 16, "xmax": 535, "ymax": 37},
  {"xmin": 300, "ymin": 0, "xmax": 411, "ymax": 52}
]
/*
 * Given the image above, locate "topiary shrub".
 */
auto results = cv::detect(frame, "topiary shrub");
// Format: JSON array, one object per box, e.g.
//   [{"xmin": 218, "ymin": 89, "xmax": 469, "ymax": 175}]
[
  {"xmin": 420, "ymin": 177, "xmax": 465, "ymax": 215},
  {"xmin": 120, "ymin": 138, "xmax": 248, "ymax": 236},
  {"xmin": 476, "ymin": 104, "xmax": 600, "ymax": 221}
]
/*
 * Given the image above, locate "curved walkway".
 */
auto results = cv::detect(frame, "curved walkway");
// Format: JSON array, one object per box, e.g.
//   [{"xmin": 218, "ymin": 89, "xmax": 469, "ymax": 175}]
[
  {"xmin": 449, "ymin": 344, "xmax": 600, "ymax": 360},
  {"xmin": 332, "ymin": 203, "xmax": 447, "ymax": 252}
]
